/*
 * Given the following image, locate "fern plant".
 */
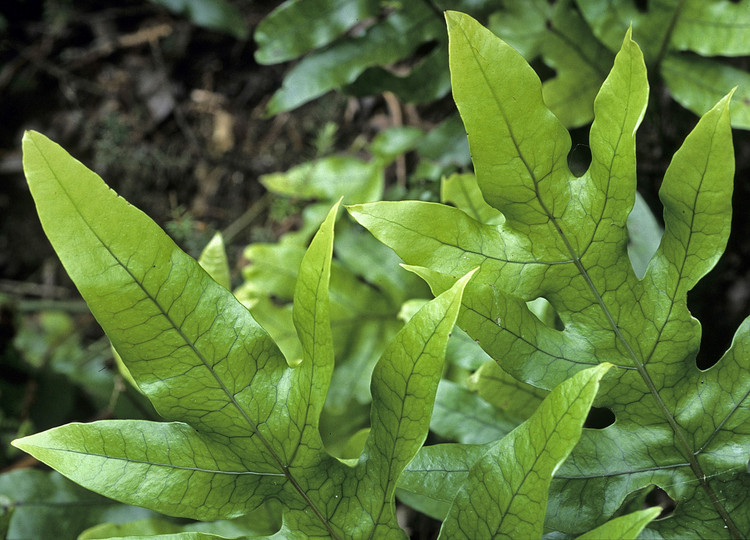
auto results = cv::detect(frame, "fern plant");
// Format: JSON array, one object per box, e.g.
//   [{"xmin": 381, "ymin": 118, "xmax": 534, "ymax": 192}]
[
  {"xmin": 11, "ymin": 130, "xmax": 636, "ymax": 538},
  {"xmin": 256, "ymin": 0, "xmax": 750, "ymax": 129},
  {"xmin": 7, "ymin": 9, "xmax": 748, "ymax": 540},
  {"xmin": 351, "ymin": 11, "xmax": 748, "ymax": 538}
]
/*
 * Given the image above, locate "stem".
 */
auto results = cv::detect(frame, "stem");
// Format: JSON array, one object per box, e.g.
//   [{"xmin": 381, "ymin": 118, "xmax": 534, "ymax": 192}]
[
  {"xmin": 652, "ymin": 0, "xmax": 686, "ymax": 71},
  {"xmin": 541, "ymin": 201, "xmax": 742, "ymax": 538}
]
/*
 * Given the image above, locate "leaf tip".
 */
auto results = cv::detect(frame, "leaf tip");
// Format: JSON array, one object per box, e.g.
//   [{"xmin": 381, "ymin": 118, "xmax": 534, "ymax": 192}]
[{"xmin": 10, "ymin": 435, "xmax": 32, "ymax": 454}]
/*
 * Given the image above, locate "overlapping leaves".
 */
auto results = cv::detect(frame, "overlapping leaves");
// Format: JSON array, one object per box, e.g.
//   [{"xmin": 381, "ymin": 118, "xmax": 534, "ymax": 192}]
[
  {"xmin": 257, "ymin": 0, "xmax": 750, "ymax": 130},
  {"xmin": 350, "ymin": 11, "xmax": 750, "ymax": 538},
  {"xmin": 12, "ymin": 131, "xmax": 472, "ymax": 538}
]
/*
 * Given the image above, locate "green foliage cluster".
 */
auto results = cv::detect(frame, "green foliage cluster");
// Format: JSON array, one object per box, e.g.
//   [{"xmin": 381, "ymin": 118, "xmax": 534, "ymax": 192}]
[
  {"xmin": 149, "ymin": 0, "xmax": 248, "ymax": 39},
  {"xmin": 257, "ymin": 0, "xmax": 750, "ymax": 129},
  {"xmin": 3, "ymin": 8, "xmax": 749, "ymax": 540}
]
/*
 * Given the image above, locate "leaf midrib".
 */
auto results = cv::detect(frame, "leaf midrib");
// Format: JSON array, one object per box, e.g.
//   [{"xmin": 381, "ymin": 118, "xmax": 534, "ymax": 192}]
[
  {"xmin": 35, "ymin": 141, "xmax": 341, "ymax": 539},
  {"xmin": 459, "ymin": 28, "xmax": 740, "ymax": 536},
  {"xmin": 41, "ymin": 446, "xmax": 286, "ymax": 477}
]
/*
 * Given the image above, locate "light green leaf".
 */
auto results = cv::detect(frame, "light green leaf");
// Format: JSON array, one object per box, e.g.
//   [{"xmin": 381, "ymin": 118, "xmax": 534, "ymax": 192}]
[
  {"xmin": 254, "ymin": 0, "xmax": 382, "ymax": 64},
  {"xmin": 662, "ymin": 53, "xmax": 750, "ymax": 130},
  {"xmin": 14, "ymin": 420, "xmax": 289, "ymax": 520},
  {"xmin": 14, "ymin": 131, "xmax": 474, "ymax": 536},
  {"xmin": 440, "ymin": 172, "xmax": 504, "ymax": 225},
  {"xmin": 627, "ymin": 192, "xmax": 663, "ymax": 279},
  {"xmin": 239, "ymin": 235, "xmax": 405, "ymax": 411},
  {"xmin": 354, "ymin": 269, "xmax": 476, "ymax": 535},
  {"xmin": 117, "ymin": 231, "xmax": 231, "ymax": 392},
  {"xmin": 292, "ymin": 199, "xmax": 338, "ymax": 452},
  {"xmin": 198, "ymin": 232, "xmax": 231, "ymax": 290},
  {"xmin": 352, "ymin": 12, "xmax": 749, "ymax": 538},
  {"xmin": 578, "ymin": 507, "xmax": 661, "ymax": 540},
  {"xmin": 438, "ymin": 363, "xmax": 612, "ymax": 539},
  {"xmin": 260, "ymin": 156, "xmax": 384, "ymax": 205},
  {"xmin": 467, "ymin": 361, "xmax": 547, "ymax": 421},
  {"xmin": 669, "ymin": 0, "xmax": 750, "ymax": 56},
  {"xmin": 489, "ymin": 0, "xmax": 613, "ymax": 128}
]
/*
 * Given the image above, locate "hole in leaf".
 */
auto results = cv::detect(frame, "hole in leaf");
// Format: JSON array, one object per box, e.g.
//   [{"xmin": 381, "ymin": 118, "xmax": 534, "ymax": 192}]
[
  {"xmin": 644, "ymin": 485, "xmax": 677, "ymax": 518},
  {"xmin": 689, "ymin": 264, "xmax": 739, "ymax": 370},
  {"xmin": 567, "ymin": 144, "xmax": 591, "ymax": 177},
  {"xmin": 634, "ymin": 0, "xmax": 649, "ymax": 12},
  {"xmin": 583, "ymin": 406, "xmax": 615, "ymax": 429},
  {"xmin": 567, "ymin": 126, "xmax": 591, "ymax": 176}
]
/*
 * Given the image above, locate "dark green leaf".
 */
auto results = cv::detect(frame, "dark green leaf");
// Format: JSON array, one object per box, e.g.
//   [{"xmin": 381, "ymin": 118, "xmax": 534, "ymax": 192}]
[
  {"xmin": 150, "ymin": 0, "xmax": 248, "ymax": 39},
  {"xmin": 255, "ymin": 0, "xmax": 382, "ymax": 64}
]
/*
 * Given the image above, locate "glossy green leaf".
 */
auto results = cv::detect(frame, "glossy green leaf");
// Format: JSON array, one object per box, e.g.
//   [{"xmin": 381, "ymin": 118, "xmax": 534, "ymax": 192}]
[
  {"xmin": 576, "ymin": 0, "xmax": 675, "ymax": 62},
  {"xmin": 578, "ymin": 507, "xmax": 661, "ymax": 540},
  {"xmin": 265, "ymin": 2, "xmax": 444, "ymax": 115},
  {"xmin": 662, "ymin": 53, "xmax": 750, "ymax": 130},
  {"xmin": 14, "ymin": 131, "xmax": 473, "ymax": 536},
  {"xmin": 575, "ymin": 0, "xmax": 750, "ymax": 130},
  {"xmin": 441, "ymin": 172, "xmax": 503, "ymax": 225},
  {"xmin": 438, "ymin": 363, "xmax": 611, "ymax": 539},
  {"xmin": 79, "ymin": 505, "xmax": 280, "ymax": 538},
  {"xmin": 672, "ymin": 0, "xmax": 750, "ymax": 56},
  {"xmin": 260, "ymin": 155, "xmax": 384, "ymax": 205},
  {"xmin": 197, "ymin": 232, "xmax": 231, "ymax": 290},
  {"xmin": 467, "ymin": 361, "xmax": 547, "ymax": 421},
  {"xmin": 579, "ymin": 0, "xmax": 750, "ymax": 59},
  {"xmin": 150, "ymin": 0, "xmax": 248, "ymax": 39},
  {"xmin": 489, "ymin": 0, "xmax": 613, "ymax": 128},
  {"xmin": 345, "ymin": 42, "xmax": 452, "ymax": 104},
  {"xmin": 254, "ymin": 0, "xmax": 382, "ymax": 64},
  {"xmin": 352, "ymin": 12, "xmax": 749, "ymax": 538}
]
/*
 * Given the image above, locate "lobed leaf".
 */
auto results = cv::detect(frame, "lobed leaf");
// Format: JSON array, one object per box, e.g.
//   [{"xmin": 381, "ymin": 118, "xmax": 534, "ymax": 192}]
[
  {"xmin": 489, "ymin": 0, "xmax": 613, "ymax": 128},
  {"xmin": 352, "ymin": 11, "xmax": 750, "ymax": 538},
  {"xmin": 438, "ymin": 363, "xmax": 612, "ymax": 539},
  {"xmin": 14, "ymin": 131, "xmax": 475, "ymax": 536}
]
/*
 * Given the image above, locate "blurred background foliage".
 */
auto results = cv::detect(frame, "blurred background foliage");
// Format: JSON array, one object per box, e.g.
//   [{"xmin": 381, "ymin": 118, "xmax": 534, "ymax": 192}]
[{"xmin": 0, "ymin": 0, "xmax": 749, "ymax": 537}]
